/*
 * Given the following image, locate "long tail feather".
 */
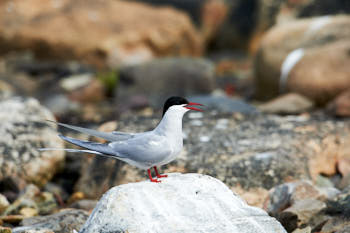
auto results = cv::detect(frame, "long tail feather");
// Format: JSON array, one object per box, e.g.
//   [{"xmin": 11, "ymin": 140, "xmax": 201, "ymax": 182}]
[
  {"xmin": 46, "ymin": 120, "xmax": 123, "ymax": 142},
  {"xmin": 58, "ymin": 134, "xmax": 121, "ymax": 157},
  {"xmin": 38, "ymin": 148, "xmax": 104, "ymax": 155}
]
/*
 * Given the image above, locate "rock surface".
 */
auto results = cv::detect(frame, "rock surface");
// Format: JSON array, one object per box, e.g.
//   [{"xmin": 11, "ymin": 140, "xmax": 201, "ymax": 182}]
[
  {"xmin": 264, "ymin": 180, "xmax": 350, "ymax": 232},
  {"xmin": 12, "ymin": 208, "xmax": 89, "ymax": 233},
  {"xmin": 79, "ymin": 173, "xmax": 286, "ymax": 233},
  {"xmin": 0, "ymin": 0, "xmax": 202, "ymax": 68},
  {"xmin": 0, "ymin": 97, "xmax": 64, "ymax": 191},
  {"xmin": 76, "ymin": 111, "xmax": 350, "ymax": 200},
  {"xmin": 254, "ymin": 15, "xmax": 350, "ymax": 104}
]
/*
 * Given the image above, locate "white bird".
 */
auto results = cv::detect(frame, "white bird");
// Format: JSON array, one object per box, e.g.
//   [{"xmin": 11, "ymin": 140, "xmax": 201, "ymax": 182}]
[{"xmin": 40, "ymin": 96, "xmax": 203, "ymax": 183}]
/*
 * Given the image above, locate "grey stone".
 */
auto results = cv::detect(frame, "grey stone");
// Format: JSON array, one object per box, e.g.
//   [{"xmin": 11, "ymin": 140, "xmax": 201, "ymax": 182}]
[
  {"xmin": 79, "ymin": 173, "xmax": 286, "ymax": 233},
  {"xmin": 325, "ymin": 188, "xmax": 350, "ymax": 218},
  {"xmin": 321, "ymin": 216, "xmax": 350, "ymax": 233},
  {"xmin": 12, "ymin": 209, "xmax": 89, "ymax": 233},
  {"xmin": 0, "ymin": 97, "xmax": 64, "ymax": 190},
  {"xmin": 117, "ymin": 58, "xmax": 215, "ymax": 112}
]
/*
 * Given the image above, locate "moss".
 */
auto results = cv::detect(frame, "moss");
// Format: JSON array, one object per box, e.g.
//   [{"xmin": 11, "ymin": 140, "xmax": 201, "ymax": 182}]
[{"xmin": 97, "ymin": 70, "xmax": 119, "ymax": 96}]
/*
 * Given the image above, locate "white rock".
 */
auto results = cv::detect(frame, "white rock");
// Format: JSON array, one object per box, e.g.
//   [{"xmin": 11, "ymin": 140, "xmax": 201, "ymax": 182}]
[
  {"xmin": 79, "ymin": 173, "xmax": 286, "ymax": 233},
  {"xmin": 0, "ymin": 193, "xmax": 9, "ymax": 213},
  {"xmin": 0, "ymin": 97, "xmax": 64, "ymax": 188}
]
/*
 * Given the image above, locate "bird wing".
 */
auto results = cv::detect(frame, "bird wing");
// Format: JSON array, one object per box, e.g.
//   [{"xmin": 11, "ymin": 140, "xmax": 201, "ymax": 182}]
[
  {"xmin": 109, "ymin": 132, "xmax": 172, "ymax": 164},
  {"xmin": 48, "ymin": 120, "xmax": 136, "ymax": 142}
]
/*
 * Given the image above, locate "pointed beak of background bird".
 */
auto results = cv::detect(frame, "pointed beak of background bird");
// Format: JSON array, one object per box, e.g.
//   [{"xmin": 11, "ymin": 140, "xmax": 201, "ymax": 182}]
[{"xmin": 185, "ymin": 102, "xmax": 204, "ymax": 111}]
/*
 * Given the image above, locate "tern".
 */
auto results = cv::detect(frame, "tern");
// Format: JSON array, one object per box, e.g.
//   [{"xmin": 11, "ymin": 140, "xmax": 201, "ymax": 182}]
[{"xmin": 40, "ymin": 96, "xmax": 203, "ymax": 182}]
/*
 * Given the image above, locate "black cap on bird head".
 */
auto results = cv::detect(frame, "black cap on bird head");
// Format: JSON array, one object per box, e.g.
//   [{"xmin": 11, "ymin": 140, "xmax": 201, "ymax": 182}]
[
  {"xmin": 162, "ymin": 96, "xmax": 203, "ymax": 116},
  {"xmin": 162, "ymin": 96, "xmax": 189, "ymax": 116}
]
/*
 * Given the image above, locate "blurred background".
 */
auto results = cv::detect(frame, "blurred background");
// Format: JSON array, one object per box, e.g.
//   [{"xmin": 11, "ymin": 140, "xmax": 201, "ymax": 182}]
[{"xmin": 0, "ymin": 0, "xmax": 350, "ymax": 232}]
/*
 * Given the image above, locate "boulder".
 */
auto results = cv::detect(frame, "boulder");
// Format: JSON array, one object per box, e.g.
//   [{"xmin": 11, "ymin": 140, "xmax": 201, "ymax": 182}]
[
  {"xmin": 258, "ymin": 93, "xmax": 314, "ymax": 114},
  {"xmin": 0, "ymin": 0, "xmax": 202, "ymax": 68},
  {"xmin": 327, "ymin": 89, "xmax": 350, "ymax": 117},
  {"xmin": 75, "ymin": 111, "xmax": 350, "ymax": 201},
  {"xmin": 254, "ymin": 15, "xmax": 350, "ymax": 104},
  {"xmin": 264, "ymin": 180, "xmax": 329, "ymax": 216},
  {"xmin": 278, "ymin": 199, "xmax": 326, "ymax": 232},
  {"xmin": 0, "ymin": 97, "xmax": 64, "ymax": 191},
  {"xmin": 12, "ymin": 209, "xmax": 89, "ymax": 233},
  {"xmin": 117, "ymin": 58, "xmax": 215, "ymax": 111},
  {"xmin": 79, "ymin": 173, "xmax": 286, "ymax": 233},
  {"xmin": 276, "ymin": 0, "xmax": 350, "ymax": 23},
  {"xmin": 129, "ymin": 0, "xmax": 228, "ymax": 44}
]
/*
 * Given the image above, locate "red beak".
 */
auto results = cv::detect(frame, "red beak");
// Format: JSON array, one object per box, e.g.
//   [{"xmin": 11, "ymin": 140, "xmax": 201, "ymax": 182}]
[{"xmin": 185, "ymin": 102, "xmax": 203, "ymax": 112}]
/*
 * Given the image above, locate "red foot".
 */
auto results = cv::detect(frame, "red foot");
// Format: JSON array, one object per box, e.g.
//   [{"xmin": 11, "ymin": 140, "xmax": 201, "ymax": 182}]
[
  {"xmin": 150, "ymin": 178, "xmax": 161, "ymax": 183},
  {"xmin": 154, "ymin": 166, "xmax": 168, "ymax": 178},
  {"xmin": 147, "ymin": 169, "xmax": 161, "ymax": 183}
]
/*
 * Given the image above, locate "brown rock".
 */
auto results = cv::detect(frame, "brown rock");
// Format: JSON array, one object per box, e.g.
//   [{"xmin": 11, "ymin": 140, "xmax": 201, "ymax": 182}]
[
  {"xmin": 329, "ymin": 89, "xmax": 350, "ymax": 117},
  {"xmin": 278, "ymin": 199, "xmax": 326, "ymax": 232},
  {"xmin": 200, "ymin": 0, "xmax": 228, "ymax": 43},
  {"xmin": 308, "ymin": 134, "xmax": 350, "ymax": 180},
  {"xmin": 0, "ymin": 226, "xmax": 12, "ymax": 233},
  {"xmin": 258, "ymin": 93, "xmax": 314, "ymax": 114},
  {"xmin": 0, "ymin": 215, "xmax": 24, "ymax": 224},
  {"xmin": 0, "ymin": 0, "xmax": 202, "ymax": 68},
  {"xmin": 290, "ymin": 181, "xmax": 324, "ymax": 203},
  {"xmin": 288, "ymin": 40, "xmax": 350, "ymax": 104},
  {"xmin": 338, "ymin": 153, "xmax": 350, "ymax": 178},
  {"xmin": 254, "ymin": 15, "xmax": 350, "ymax": 104}
]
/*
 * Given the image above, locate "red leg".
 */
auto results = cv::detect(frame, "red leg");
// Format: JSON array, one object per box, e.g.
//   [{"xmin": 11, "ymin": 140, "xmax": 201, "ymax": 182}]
[
  {"xmin": 147, "ymin": 169, "xmax": 160, "ymax": 183},
  {"xmin": 154, "ymin": 166, "xmax": 168, "ymax": 178}
]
